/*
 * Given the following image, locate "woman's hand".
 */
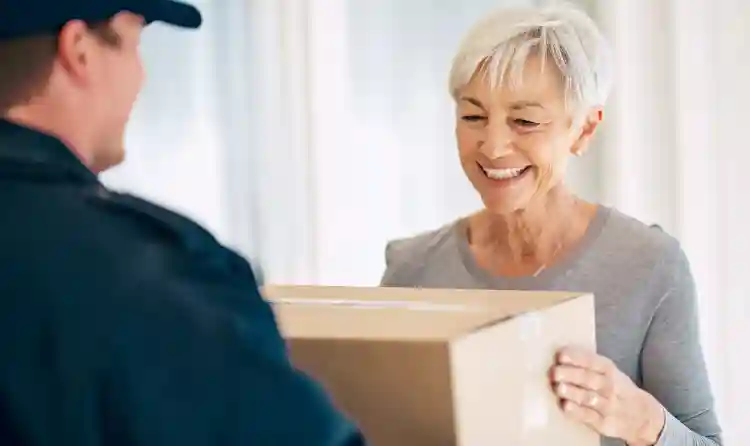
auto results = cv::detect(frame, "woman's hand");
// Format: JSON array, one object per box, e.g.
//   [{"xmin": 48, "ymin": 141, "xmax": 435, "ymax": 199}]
[{"xmin": 550, "ymin": 347, "xmax": 666, "ymax": 446}]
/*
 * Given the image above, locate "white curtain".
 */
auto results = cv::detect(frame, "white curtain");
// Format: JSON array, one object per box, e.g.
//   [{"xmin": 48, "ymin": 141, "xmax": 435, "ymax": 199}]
[{"xmin": 103, "ymin": 0, "xmax": 747, "ymax": 443}]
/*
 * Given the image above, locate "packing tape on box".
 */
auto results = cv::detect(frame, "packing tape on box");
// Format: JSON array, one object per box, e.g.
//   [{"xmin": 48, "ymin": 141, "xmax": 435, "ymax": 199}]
[
  {"xmin": 271, "ymin": 297, "xmax": 481, "ymax": 312},
  {"xmin": 517, "ymin": 312, "xmax": 550, "ymax": 431}
]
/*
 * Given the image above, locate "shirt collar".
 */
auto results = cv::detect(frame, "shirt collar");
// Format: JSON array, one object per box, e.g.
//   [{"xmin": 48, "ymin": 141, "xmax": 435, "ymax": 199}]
[{"xmin": 0, "ymin": 118, "xmax": 98, "ymax": 184}]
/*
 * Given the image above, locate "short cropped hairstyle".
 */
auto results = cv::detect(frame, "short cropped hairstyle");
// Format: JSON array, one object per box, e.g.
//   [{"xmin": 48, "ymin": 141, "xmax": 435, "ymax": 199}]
[
  {"xmin": 0, "ymin": 21, "xmax": 121, "ymax": 114},
  {"xmin": 449, "ymin": 3, "xmax": 613, "ymax": 113}
]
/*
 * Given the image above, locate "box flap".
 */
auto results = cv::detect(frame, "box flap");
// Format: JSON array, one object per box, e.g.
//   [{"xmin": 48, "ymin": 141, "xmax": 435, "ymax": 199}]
[{"xmin": 264, "ymin": 285, "xmax": 586, "ymax": 341}]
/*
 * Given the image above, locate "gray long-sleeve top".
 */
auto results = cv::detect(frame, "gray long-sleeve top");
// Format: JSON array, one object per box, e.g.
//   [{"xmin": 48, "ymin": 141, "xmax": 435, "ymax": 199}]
[{"xmin": 380, "ymin": 206, "xmax": 722, "ymax": 446}]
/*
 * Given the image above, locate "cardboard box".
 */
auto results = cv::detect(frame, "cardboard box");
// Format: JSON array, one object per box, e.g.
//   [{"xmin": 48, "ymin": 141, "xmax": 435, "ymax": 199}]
[{"xmin": 265, "ymin": 285, "xmax": 597, "ymax": 446}]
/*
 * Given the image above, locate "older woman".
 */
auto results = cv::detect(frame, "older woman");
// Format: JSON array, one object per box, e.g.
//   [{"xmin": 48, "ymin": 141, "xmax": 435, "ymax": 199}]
[{"xmin": 380, "ymin": 5, "xmax": 721, "ymax": 446}]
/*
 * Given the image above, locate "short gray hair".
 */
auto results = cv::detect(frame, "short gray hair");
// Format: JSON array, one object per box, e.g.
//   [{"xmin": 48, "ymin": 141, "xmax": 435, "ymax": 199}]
[{"xmin": 448, "ymin": 3, "xmax": 613, "ymax": 112}]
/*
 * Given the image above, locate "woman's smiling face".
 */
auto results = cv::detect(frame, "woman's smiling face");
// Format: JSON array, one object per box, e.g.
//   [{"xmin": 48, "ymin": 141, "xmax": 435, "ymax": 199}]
[{"xmin": 455, "ymin": 55, "xmax": 602, "ymax": 215}]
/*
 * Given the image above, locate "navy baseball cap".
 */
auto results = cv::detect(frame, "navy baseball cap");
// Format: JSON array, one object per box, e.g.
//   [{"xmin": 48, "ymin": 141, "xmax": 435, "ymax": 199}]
[{"xmin": 0, "ymin": 0, "xmax": 202, "ymax": 41}]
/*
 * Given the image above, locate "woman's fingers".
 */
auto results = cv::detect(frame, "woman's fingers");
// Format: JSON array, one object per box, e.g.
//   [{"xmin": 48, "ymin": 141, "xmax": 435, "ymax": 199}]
[
  {"xmin": 552, "ymin": 364, "xmax": 610, "ymax": 394},
  {"xmin": 554, "ymin": 382, "xmax": 607, "ymax": 415},
  {"xmin": 560, "ymin": 399, "xmax": 605, "ymax": 429},
  {"xmin": 557, "ymin": 346, "xmax": 614, "ymax": 375}
]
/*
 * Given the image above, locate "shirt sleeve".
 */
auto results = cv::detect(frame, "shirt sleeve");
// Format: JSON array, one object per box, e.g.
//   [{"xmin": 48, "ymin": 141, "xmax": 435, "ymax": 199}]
[
  {"xmin": 640, "ymin": 243, "xmax": 723, "ymax": 446},
  {"xmin": 103, "ymin": 264, "xmax": 366, "ymax": 446},
  {"xmin": 380, "ymin": 240, "xmax": 402, "ymax": 286}
]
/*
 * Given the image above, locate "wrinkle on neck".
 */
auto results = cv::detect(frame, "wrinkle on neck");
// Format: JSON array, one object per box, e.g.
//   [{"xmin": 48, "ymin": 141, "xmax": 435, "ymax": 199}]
[{"xmin": 469, "ymin": 186, "xmax": 592, "ymax": 266}]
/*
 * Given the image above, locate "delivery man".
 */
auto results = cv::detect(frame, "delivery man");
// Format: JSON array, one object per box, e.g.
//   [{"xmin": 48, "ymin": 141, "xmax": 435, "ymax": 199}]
[{"xmin": 0, "ymin": 1, "xmax": 366, "ymax": 445}]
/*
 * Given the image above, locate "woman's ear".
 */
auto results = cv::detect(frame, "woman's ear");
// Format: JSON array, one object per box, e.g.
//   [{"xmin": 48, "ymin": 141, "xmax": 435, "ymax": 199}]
[{"xmin": 570, "ymin": 107, "xmax": 603, "ymax": 157}]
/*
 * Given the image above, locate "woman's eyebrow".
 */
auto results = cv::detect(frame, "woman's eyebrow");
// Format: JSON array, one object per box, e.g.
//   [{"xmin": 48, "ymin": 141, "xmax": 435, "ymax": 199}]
[
  {"xmin": 509, "ymin": 101, "xmax": 545, "ymax": 110},
  {"xmin": 459, "ymin": 96, "xmax": 486, "ymax": 109}
]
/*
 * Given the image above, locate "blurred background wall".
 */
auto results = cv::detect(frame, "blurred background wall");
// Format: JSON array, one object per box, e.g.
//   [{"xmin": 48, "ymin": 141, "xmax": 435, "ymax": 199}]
[{"xmin": 101, "ymin": 0, "xmax": 748, "ymax": 442}]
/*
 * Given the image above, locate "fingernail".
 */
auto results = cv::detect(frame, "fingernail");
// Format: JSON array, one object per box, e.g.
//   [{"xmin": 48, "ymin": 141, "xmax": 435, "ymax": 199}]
[{"xmin": 557, "ymin": 383, "xmax": 568, "ymax": 395}]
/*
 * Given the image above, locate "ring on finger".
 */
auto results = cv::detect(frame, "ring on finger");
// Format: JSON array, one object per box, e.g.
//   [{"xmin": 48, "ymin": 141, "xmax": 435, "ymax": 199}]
[{"xmin": 586, "ymin": 392, "xmax": 600, "ymax": 408}]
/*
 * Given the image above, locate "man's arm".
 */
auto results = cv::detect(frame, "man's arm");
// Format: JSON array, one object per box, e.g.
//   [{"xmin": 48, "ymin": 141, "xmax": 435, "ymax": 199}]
[{"xmin": 103, "ymin": 267, "xmax": 366, "ymax": 446}]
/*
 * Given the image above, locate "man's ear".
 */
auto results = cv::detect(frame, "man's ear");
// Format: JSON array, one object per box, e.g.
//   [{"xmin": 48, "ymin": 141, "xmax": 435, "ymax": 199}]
[
  {"xmin": 56, "ymin": 20, "xmax": 96, "ymax": 87},
  {"xmin": 570, "ymin": 107, "xmax": 603, "ymax": 157}
]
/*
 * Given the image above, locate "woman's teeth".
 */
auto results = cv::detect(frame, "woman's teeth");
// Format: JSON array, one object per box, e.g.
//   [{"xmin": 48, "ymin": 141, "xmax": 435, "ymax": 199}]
[{"xmin": 482, "ymin": 166, "xmax": 526, "ymax": 180}]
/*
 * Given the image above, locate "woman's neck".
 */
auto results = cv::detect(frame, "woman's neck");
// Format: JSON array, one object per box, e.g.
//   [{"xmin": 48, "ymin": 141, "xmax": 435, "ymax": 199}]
[{"xmin": 467, "ymin": 189, "xmax": 597, "ymax": 276}]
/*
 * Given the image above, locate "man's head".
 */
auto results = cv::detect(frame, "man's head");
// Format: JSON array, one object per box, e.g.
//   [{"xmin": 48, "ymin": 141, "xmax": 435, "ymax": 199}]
[{"xmin": 0, "ymin": 1, "xmax": 202, "ymax": 173}]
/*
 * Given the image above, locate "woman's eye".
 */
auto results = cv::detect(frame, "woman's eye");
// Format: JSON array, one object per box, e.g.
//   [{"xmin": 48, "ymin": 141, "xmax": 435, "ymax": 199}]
[
  {"xmin": 513, "ymin": 119, "xmax": 540, "ymax": 128},
  {"xmin": 461, "ymin": 115, "xmax": 486, "ymax": 122}
]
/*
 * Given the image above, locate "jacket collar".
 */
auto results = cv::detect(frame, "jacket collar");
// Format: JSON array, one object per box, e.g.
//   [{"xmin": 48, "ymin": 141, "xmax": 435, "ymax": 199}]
[{"xmin": 0, "ymin": 118, "xmax": 98, "ymax": 184}]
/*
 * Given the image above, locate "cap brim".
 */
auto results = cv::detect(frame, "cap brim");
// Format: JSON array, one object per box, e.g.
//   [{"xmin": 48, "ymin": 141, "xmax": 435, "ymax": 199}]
[{"xmin": 146, "ymin": 1, "xmax": 203, "ymax": 29}]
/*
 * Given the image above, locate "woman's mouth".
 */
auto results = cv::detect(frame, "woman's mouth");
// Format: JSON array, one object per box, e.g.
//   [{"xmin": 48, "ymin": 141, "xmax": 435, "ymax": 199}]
[{"xmin": 479, "ymin": 164, "xmax": 532, "ymax": 183}]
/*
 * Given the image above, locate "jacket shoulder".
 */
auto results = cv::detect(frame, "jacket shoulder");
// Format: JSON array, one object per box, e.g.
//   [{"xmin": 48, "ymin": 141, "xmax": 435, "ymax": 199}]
[{"xmin": 0, "ymin": 184, "xmax": 241, "ymax": 307}]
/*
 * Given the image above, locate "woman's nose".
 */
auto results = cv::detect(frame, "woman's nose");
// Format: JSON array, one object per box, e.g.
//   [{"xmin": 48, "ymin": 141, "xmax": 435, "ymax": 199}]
[{"xmin": 480, "ymin": 122, "xmax": 515, "ymax": 159}]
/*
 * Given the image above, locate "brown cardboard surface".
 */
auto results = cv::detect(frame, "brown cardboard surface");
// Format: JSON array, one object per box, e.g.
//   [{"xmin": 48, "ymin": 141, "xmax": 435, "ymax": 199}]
[{"xmin": 264, "ymin": 285, "xmax": 598, "ymax": 446}]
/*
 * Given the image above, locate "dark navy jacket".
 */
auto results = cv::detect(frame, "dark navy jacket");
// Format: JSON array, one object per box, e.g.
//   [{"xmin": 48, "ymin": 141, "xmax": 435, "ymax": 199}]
[{"xmin": 0, "ymin": 119, "xmax": 365, "ymax": 446}]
